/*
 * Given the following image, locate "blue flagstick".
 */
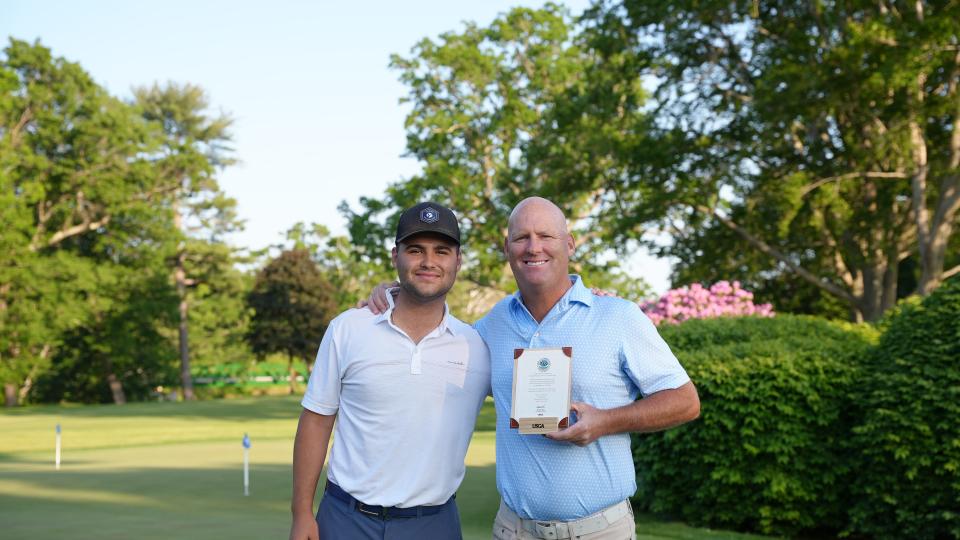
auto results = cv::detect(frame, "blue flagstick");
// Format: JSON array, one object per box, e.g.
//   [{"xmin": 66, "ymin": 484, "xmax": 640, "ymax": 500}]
[
  {"xmin": 55, "ymin": 423, "xmax": 61, "ymax": 470},
  {"xmin": 242, "ymin": 433, "xmax": 251, "ymax": 496}
]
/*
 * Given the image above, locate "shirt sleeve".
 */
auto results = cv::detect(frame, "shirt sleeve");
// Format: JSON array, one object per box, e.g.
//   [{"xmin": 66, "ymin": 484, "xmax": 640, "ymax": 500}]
[
  {"xmin": 619, "ymin": 303, "xmax": 690, "ymax": 397},
  {"xmin": 301, "ymin": 318, "xmax": 342, "ymax": 415},
  {"xmin": 472, "ymin": 314, "xmax": 487, "ymax": 341}
]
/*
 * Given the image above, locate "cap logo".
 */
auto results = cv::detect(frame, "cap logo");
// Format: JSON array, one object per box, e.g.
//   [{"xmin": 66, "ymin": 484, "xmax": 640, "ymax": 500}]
[{"xmin": 420, "ymin": 207, "xmax": 439, "ymax": 223}]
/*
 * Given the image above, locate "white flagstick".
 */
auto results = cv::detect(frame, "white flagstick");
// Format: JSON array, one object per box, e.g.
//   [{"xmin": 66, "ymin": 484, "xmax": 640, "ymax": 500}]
[
  {"xmin": 55, "ymin": 423, "xmax": 61, "ymax": 470},
  {"xmin": 242, "ymin": 433, "xmax": 251, "ymax": 496}
]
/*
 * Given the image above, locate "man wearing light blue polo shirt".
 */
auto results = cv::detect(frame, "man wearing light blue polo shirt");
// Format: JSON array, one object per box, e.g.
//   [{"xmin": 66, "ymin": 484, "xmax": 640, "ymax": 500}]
[
  {"xmin": 366, "ymin": 197, "xmax": 699, "ymax": 539},
  {"xmin": 477, "ymin": 197, "xmax": 699, "ymax": 540}
]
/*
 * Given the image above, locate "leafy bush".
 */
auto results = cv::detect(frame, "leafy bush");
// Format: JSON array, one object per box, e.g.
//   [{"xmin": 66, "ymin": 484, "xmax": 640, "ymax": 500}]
[
  {"xmin": 640, "ymin": 281, "xmax": 774, "ymax": 326},
  {"xmin": 847, "ymin": 278, "xmax": 960, "ymax": 539},
  {"xmin": 632, "ymin": 315, "xmax": 877, "ymax": 536}
]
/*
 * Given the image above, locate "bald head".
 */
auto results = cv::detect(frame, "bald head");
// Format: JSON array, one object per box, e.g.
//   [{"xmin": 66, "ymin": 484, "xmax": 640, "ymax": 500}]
[
  {"xmin": 504, "ymin": 197, "xmax": 575, "ymax": 306},
  {"xmin": 507, "ymin": 197, "xmax": 568, "ymax": 237}
]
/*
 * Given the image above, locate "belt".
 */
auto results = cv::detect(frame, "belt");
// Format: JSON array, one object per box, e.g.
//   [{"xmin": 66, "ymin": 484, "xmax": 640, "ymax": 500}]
[
  {"xmin": 512, "ymin": 500, "xmax": 632, "ymax": 540},
  {"xmin": 324, "ymin": 481, "xmax": 453, "ymax": 520}
]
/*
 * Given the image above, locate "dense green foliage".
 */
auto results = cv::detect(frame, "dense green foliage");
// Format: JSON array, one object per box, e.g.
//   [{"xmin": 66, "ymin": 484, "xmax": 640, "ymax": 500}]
[
  {"xmin": 350, "ymin": 1, "xmax": 960, "ymax": 322},
  {"xmin": 847, "ymin": 277, "xmax": 960, "ymax": 539},
  {"xmin": 341, "ymin": 4, "xmax": 652, "ymax": 309},
  {"xmin": 583, "ymin": 0, "xmax": 960, "ymax": 321},
  {"xmin": 0, "ymin": 40, "xmax": 250, "ymax": 405},
  {"xmin": 280, "ymin": 221, "xmax": 396, "ymax": 314},
  {"xmin": 246, "ymin": 250, "xmax": 338, "ymax": 392},
  {"xmin": 134, "ymin": 82, "xmax": 242, "ymax": 400},
  {"xmin": 30, "ymin": 264, "xmax": 179, "ymax": 403},
  {"xmin": 633, "ymin": 315, "xmax": 878, "ymax": 536}
]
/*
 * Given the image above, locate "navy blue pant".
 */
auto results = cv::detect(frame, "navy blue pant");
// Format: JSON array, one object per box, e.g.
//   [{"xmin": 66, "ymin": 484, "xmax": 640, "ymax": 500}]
[{"xmin": 316, "ymin": 491, "xmax": 462, "ymax": 540}]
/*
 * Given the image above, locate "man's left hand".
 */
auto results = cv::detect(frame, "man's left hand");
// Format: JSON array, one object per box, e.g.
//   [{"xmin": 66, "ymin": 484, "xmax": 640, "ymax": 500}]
[{"xmin": 544, "ymin": 402, "xmax": 607, "ymax": 447}]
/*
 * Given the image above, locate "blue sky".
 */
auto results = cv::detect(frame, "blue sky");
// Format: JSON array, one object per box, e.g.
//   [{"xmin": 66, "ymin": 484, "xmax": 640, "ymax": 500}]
[{"xmin": 3, "ymin": 0, "xmax": 671, "ymax": 293}]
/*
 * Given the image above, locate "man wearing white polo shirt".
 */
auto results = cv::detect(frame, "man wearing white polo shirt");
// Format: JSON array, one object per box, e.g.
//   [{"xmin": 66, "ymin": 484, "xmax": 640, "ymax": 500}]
[{"xmin": 289, "ymin": 202, "xmax": 490, "ymax": 540}]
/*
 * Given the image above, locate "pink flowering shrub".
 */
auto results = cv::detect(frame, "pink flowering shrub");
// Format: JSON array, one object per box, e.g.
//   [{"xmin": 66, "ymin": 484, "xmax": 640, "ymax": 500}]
[{"xmin": 640, "ymin": 281, "xmax": 774, "ymax": 326}]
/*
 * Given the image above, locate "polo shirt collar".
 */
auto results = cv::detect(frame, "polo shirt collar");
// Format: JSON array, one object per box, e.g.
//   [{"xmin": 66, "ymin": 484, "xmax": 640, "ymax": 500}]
[
  {"xmin": 374, "ymin": 287, "xmax": 457, "ymax": 337},
  {"xmin": 510, "ymin": 274, "xmax": 594, "ymax": 313},
  {"xmin": 566, "ymin": 275, "xmax": 594, "ymax": 308}
]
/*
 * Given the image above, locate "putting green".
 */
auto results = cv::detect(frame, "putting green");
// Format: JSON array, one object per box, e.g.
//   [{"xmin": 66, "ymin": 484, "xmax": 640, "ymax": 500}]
[{"xmin": 0, "ymin": 396, "xmax": 766, "ymax": 540}]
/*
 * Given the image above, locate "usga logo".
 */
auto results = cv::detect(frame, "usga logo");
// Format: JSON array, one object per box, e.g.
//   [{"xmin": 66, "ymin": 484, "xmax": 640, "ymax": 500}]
[
  {"xmin": 537, "ymin": 357, "xmax": 551, "ymax": 371},
  {"xmin": 419, "ymin": 207, "xmax": 439, "ymax": 223}
]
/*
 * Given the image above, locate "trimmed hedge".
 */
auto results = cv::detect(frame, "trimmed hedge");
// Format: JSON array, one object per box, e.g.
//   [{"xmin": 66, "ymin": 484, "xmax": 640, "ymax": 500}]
[
  {"xmin": 847, "ymin": 278, "xmax": 960, "ymax": 539},
  {"xmin": 632, "ymin": 315, "xmax": 878, "ymax": 536}
]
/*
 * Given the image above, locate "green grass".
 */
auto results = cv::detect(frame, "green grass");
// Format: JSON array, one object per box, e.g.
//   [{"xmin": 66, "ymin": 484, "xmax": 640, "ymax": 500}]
[{"xmin": 0, "ymin": 396, "xmax": 770, "ymax": 539}]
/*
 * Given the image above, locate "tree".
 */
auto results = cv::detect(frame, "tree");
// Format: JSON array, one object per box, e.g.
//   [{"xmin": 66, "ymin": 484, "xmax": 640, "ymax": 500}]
[
  {"xmin": 184, "ymin": 261, "xmax": 253, "ymax": 370},
  {"xmin": 1, "ymin": 40, "xmax": 250, "ymax": 405},
  {"xmin": 341, "ymin": 4, "xmax": 651, "ymax": 307},
  {"xmin": 581, "ymin": 0, "xmax": 960, "ymax": 321},
  {"xmin": 282, "ymin": 222, "xmax": 395, "ymax": 313},
  {"xmin": 0, "ymin": 39, "xmax": 175, "ymax": 405},
  {"xmin": 134, "ymin": 82, "xmax": 239, "ymax": 400},
  {"xmin": 30, "ymin": 262, "xmax": 178, "ymax": 404},
  {"xmin": 246, "ymin": 250, "xmax": 338, "ymax": 394}
]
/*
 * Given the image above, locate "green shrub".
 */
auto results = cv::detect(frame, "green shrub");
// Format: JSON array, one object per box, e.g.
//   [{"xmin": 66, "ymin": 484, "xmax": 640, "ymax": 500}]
[
  {"xmin": 632, "ymin": 315, "xmax": 878, "ymax": 536},
  {"xmin": 847, "ymin": 278, "xmax": 960, "ymax": 539}
]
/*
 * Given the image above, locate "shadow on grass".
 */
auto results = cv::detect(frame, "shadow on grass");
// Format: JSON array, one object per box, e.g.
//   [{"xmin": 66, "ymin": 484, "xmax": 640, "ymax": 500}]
[
  {"xmin": 0, "ymin": 452, "xmax": 98, "ymax": 467},
  {"xmin": 0, "ymin": 460, "xmax": 499, "ymax": 540},
  {"xmin": 0, "ymin": 395, "xmax": 304, "ymax": 421},
  {"xmin": 0, "ymin": 462, "xmax": 294, "ymax": 540}
]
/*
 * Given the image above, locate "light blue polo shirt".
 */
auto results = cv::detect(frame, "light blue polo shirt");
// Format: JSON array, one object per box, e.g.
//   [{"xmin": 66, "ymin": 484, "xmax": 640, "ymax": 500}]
[{"xmin": 474, "ymin": 275, "xmax": 690, "ymax": 521}]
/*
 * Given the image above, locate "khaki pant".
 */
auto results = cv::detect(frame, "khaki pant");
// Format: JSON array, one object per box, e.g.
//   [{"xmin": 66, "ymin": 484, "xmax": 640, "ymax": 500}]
[{"xmin": 492, "ymin": 500, "xmax": 636, "ymax": 540}]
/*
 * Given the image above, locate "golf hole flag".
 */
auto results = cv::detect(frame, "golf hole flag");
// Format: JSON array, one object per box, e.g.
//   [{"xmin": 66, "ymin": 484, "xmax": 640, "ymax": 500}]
[
  {"xmin": 55, "ymin": 423, "xmax": 62, "ymax": 470},
  {"xmin": 242, "ymin": 433, "xmax": 251, "ymax": 496}
]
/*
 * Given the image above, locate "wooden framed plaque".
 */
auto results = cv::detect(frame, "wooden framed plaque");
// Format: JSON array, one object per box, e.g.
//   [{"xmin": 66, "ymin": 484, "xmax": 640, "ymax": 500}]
[{"xmin": 509, "ymin": 347, "xmax": 572, "ymax": 434}]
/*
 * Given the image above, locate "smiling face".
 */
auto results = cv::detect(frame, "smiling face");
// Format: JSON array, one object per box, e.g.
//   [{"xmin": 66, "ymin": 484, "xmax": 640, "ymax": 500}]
[
  {"xmin": 392, "ymin": 233, "xmax": 461, "ymax": 303},
  {"xmin": 504, "ymin": 197, "xmax": 575, "ymax": 296}
]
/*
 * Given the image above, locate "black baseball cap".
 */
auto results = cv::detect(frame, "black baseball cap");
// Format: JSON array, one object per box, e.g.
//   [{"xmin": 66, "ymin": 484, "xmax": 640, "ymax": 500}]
[{"xmin": 395, "ymin": 202, "xmax": 461, "ymax": 245}]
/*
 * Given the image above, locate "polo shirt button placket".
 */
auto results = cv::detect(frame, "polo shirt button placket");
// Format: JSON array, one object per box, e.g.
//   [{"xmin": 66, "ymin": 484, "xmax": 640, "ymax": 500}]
[{"xmin": 410, "ymin": 349, "xmax": 422, "ymax": 375}]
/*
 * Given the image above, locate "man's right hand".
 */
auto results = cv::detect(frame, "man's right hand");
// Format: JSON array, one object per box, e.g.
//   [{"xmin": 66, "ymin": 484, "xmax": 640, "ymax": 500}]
[
  {"xmin": 355, "ymin": 281, "xmax": 399, "ymax": 314},
  {"xmin": 289, "ymin": 513, "xmax": 319, "ymax": 540}
]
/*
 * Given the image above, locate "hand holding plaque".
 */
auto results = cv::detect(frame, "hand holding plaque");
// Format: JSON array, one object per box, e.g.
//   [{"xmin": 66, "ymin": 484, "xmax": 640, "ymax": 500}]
[{"xmin": 510, "ymin": 347, "xmax": 572, "ymax": 434}]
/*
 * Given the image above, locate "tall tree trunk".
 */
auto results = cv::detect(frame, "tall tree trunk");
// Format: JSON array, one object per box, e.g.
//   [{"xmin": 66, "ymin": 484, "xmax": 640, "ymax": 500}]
[
  {"xmin": 173, "ymin": 201, "xmax": 195, "ymax": 401},
  {"xmin": 177, "ymin": 282, "xmax": 194, "ymax": 400},
  {"xmin": 881, "ymin": 250, "xmax": 899, "ymax": 313},
  {"xmin": 4, "ymin": 383, "xmax": 17, "ymax": 407},
  {"xmin": 700, "ymin": 204, "xmax": 863, "ymax": 318},
  {"xmin": 1, "ymin": 285, "xmax": 14, "ymax": 407},
  {"xmin": 102, "ymin": 351, "xmax": 127, "ymax": 405},
  {"xmin": 909, "ymin": 65, "xmax": 960, "ymax": 296},
  {"xmin": 17, "ymin": 345, "xmax": 48, "ymax": 404},
  {"xmin": 915, "ymin": 186, "xmax": 960, "ymax": 296},
  {"xmin": 916, "ymin": 50, "xmax": 960, "ymax": 294},
  {"xmin": 857, "ymin": 256, "xmax": 898, "ymax": 322}
]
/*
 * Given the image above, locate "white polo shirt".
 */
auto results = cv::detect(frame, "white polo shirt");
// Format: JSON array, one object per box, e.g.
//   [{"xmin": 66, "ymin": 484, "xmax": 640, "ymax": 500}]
[{"xmin": 302, "ymin": 297, "xmax": 491, "ymax": 508}]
